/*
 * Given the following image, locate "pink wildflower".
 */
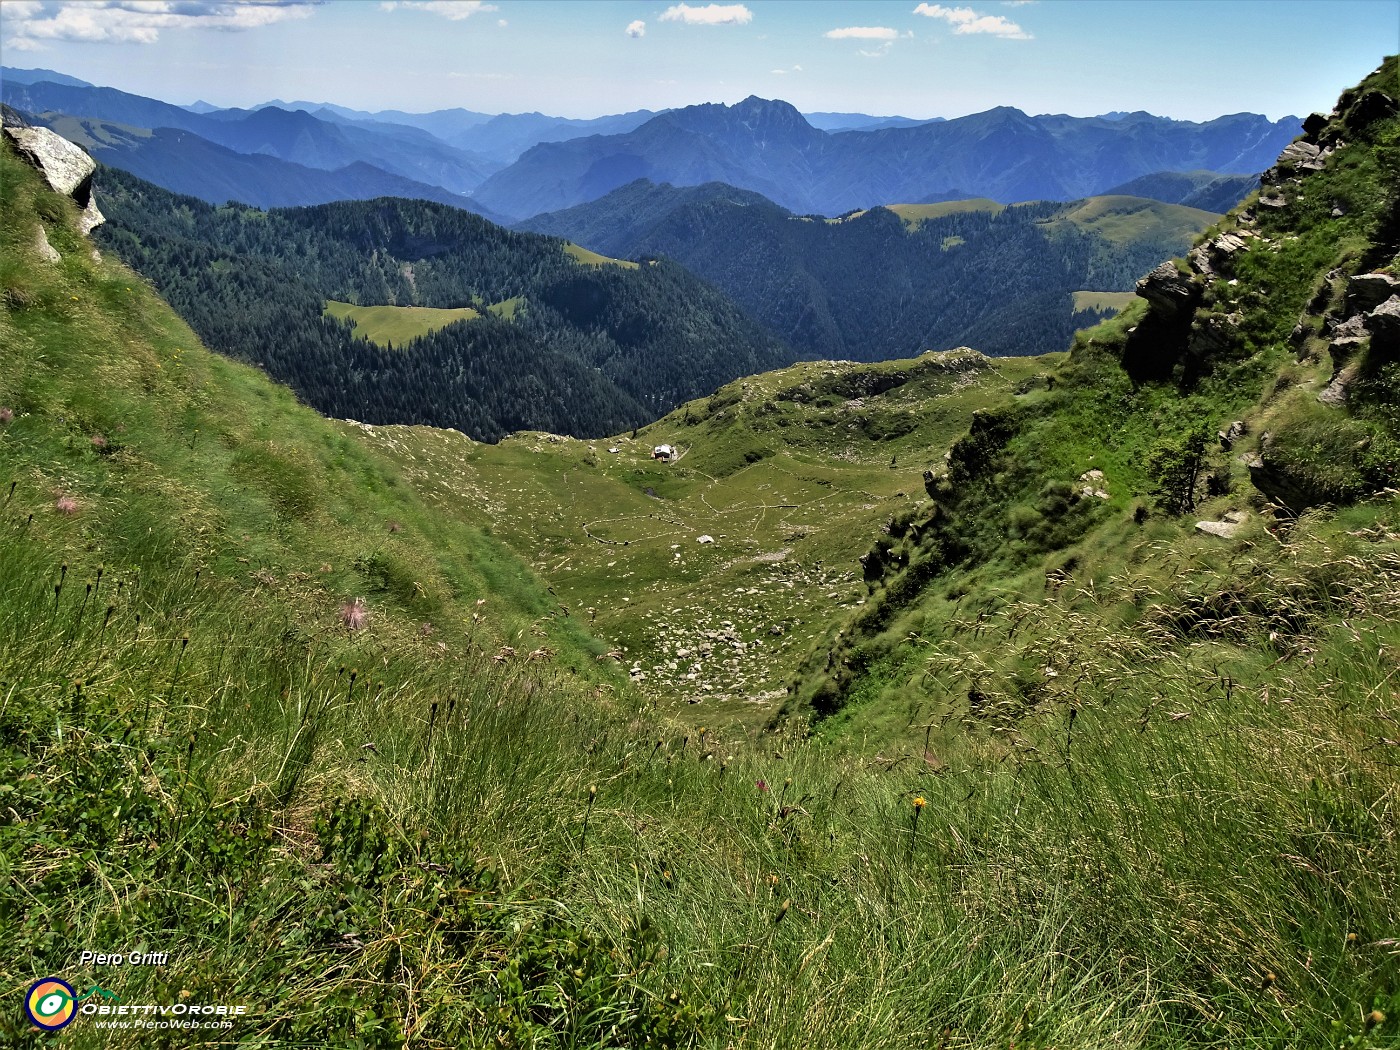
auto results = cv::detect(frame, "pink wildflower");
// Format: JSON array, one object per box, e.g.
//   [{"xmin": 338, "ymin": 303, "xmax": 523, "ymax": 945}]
[
  {"xmin": 54, "ymin": 495, "xmax": 79, "ymax": 515},
  {"xmin": 339, "ymin": 598, "xmax": 369, "ymax": 631},
  {"xmin": 0, "ymin": 407, "xmax": 13, "ymax": 424},
  {"xmin": 91, "ymin": 434, "xmax": 107, "ymax": 449},
  {"xmin": 755, "ymin": 779, "xmax": 768, "ymax": 793}
]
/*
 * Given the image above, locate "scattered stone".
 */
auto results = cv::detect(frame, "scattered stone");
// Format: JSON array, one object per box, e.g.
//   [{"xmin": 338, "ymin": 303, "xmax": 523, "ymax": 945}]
[
  {"xmin": 697, "ymin": 534, "xmax": 714, "ymax": 544},
  {"xmin": 1218, "ymin": 420, "xmax": 1246, "ymax": 450},
  {"xmin": 1302, "ymin": 112, "xmax": 1328, "ymax": 138},
  {"xmin": 1196, "ymin": 519, "xmax": 1244, "ymax": 539},
  {"xmin": 1332, "ymin": 206, "xmax": 1346, "ymax": 218},
  {"xmin": 1258, "ymin": 195, "xmax": 1287, "ymax": 209},
  {"xmin": 1187, "ymin": 233, "xmax": 1248, "ymax": 277},
  {"xmin": 33, "ymin": 224, "xmax": 60, "ymax": 263},
  {"xmin": 1223, "ymin": 510, "xmax": 1248, "ymax": 524},
  {"xmin": 1318, "ymin": 363, "xmax": 1360, "ymax": 406}
]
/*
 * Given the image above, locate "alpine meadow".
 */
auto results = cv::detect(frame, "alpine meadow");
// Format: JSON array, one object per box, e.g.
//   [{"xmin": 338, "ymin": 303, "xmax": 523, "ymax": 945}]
[{"xmin": 0, "ymin": 3, "xmax": 1398, "ymax": 1048}]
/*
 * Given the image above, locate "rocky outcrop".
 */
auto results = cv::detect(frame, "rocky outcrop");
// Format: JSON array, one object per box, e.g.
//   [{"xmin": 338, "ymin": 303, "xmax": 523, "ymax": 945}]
[
  {"xmin": 1187, "ymin": 233, "xmax": 1247, "ymax": 278},
  {"xmin": 1317, "ymin": 362, "xmax": 1360, "ymax": 406},
  {"xmin": 1187, "ymin": 311, "xmax": 1242, "ymax": 358},
  {"xmin": 1366, "ymin": 295, "xmax": 1400, "ymax": 348},
  {"xmin": 1346, "ymin": 273, "xmax": 1400, "ymax": 314},
  {"xmin": 1218, "ymin": 420, "xmax": 1246, "ymax": 450},
  {"xmin": 1135, "ymin": 261, "xmax": 1199, "ymax": 318},
  {"xmin": 2, "ymin": 123, "xmax": 105, "ymax": 235}
]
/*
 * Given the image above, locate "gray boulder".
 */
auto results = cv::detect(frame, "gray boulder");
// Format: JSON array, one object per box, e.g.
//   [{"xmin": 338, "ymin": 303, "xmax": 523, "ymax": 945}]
[
  {"xmin": 3, "ymin": 124, "xmax": 105, "ymax": 235},
  {"xmin": 1195, "ymin": 520, "xmax": 1244, "ymax": 539}
]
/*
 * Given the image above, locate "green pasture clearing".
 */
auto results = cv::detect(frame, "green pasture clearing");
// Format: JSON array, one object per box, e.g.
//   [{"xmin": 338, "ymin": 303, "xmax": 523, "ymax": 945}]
[
  {"xmin": 1073, "ymin": 289, "xmax": 1138, "ymax": 312},
  {"xmin": 1046, "ymin": 194, "xmax": 1219, "ymax": 246},
  {"xmin": 563, "ymin": 240, "xmax": 639, "ymax": 268},
  {"xmin": 323, "ymin": 299, "xmax": 481, "ymax": 347},
  {"xmin": 884, "ymin": 199, "xmax": 1005, "ymax": 228}
]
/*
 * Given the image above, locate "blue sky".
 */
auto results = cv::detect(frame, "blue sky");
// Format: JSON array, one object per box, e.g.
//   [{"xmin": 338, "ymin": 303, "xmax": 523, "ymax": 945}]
[{"xmin": 1, "ymin": 1, "xmax": 1395, "ymax": 120}]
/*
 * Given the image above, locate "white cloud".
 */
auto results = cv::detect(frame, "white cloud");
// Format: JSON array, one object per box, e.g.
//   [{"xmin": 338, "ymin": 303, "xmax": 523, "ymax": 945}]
[
  {"xmin": 659, "ymin": 3, "xmax": 753, "ymax": 26},
  {"xmin": 859, "ymin": 43, "xmax": 893, "ymax": 57},
  {"xmin": 824, "ymin": 26, "xmax": 897, "ymax": 40},
  {"xmin": 386, "ymin": 0, "xmax": 495, "ymax": 18},
  {"xmin": 381, "ymin": 1, "xmax": 497, "ymax": 19},
  {"xmin": 0, "ymin": 2, "xmax": 318, "ymax": 47},
  {"xmin": 497, "ymin": 18, "xmax": 507, "ymax": 27},
  {"xmin": 625, "ymin": 19, "xmax": 645, "ymax": 38},
  {"xmin": 770, "ymin": 64, "xmax": 801, "ymax": 74},
  {"xmin": 913, "ymin": 3, "xmax": 1031, "ymax": 38}
]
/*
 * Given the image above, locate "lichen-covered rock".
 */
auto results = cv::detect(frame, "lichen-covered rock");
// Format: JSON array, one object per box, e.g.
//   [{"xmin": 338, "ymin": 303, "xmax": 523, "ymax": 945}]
[
  {"xmin": 1317, "ymin": 362, "xmax": 1360, "ymax": 406},
  {"xmin": 4, "ymin": 125, "xmax": 95, "ymax": 198}
]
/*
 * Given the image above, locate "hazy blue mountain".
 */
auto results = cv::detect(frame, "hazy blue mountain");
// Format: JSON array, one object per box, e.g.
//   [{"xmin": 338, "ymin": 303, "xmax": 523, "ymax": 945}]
[
  {"xmin": 803, "ymin": 111, "xmax": 938, "ymax": 132},
  {"xmin": 25, "ymin": 111, "xmax": 507, "ymax": 216},
  {"xmin": 0, "ymin": 80, "xmax": 500, "ymax": 195},
  {"xmin": 181, "ymin": 100, "xmax": 223, "ymax": 115},
  {"xmin": 519, "ymin": 178, "xmax": 1221, "ymax": 359},
  {"xmin": 474, "ymin": 96, "xmax": 1298, "ymax": 219},
  {"xmin": 0, "ymin": 66, "xmax": 93, "ymax": 88},
  {"xmin": 445, "ymin": 109, "xmax": 664, "ymax": 163}
]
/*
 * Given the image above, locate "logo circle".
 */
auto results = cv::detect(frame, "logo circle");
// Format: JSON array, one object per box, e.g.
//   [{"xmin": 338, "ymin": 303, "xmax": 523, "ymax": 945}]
[{"xmin": 26, "ymin": 978, "xmax": 77, "ymax": 1031}]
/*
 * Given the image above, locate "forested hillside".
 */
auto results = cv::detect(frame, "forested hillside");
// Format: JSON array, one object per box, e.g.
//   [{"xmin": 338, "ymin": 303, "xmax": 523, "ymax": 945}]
[
  {"xmin": 522, "ymin": 181, "xmax": 1220, "ymax": 358},
  {"xmin": 92, "ymin": 167, "xmax": 791, "ymax": 440}
]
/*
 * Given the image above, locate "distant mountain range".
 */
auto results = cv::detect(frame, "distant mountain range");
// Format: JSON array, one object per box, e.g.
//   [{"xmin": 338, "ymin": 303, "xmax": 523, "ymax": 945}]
[
  {"xmin": 474, "ymin": 96, "xmax": 1299, "ymax": 218},
  {"xmin": 1, "ymin": 78, "xmax": 499, "ymax": 193},
  {"xmin": 520, "ymin": 179, "xmax": 1223, "ymax": 359},
  {"xmin": 26, "ymin": 113, "xmax": 492, "ymax": 214},
  {"xmin": 4, "ymin": 67, "xmax": 1295, "ymax": 225}
]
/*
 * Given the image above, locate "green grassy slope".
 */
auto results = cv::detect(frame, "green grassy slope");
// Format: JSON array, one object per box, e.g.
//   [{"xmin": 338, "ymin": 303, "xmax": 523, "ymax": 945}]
[
  {"xmin": 353, "ymin": 349, "xmax": 1053, "ymax": 734},
  {"xmin": 4, "ymin": 59, "xmax": 1400, "ymax": 1050}
]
